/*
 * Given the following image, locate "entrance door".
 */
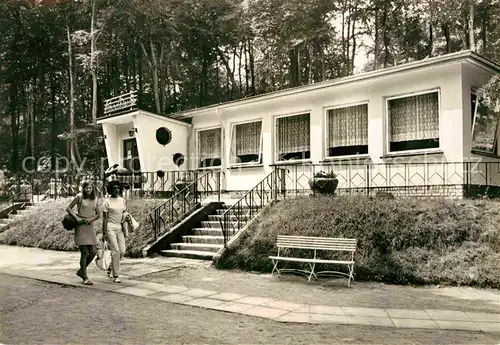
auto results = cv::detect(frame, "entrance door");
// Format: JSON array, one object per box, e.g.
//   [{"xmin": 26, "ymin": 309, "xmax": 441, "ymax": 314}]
[{"xmin": 123, "ymin": 139, "xmax": 141, "ymax": 172}]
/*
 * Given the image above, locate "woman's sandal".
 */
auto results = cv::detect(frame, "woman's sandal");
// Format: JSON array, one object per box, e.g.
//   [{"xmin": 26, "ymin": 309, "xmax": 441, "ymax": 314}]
[{"xmin": 82, "ymin": 279, "xmax": 94, "ymax": 285}]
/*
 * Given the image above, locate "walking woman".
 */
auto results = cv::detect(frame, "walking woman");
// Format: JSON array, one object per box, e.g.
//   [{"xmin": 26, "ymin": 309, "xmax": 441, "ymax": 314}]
[
  {"xmin": 102, "ymin": 180, "xmax": 127, "ymax": 283},
  {"xmin": 66, "ymin": 180, "xmax": 101, "ymax": 285}
]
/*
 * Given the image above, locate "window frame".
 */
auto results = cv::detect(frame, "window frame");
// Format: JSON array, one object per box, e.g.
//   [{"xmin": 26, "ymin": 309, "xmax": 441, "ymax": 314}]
[
  {"xmin": 323, "ymin": 101, "xmax": 370, "ymax": 160},
  {"xmin": 196, "ymin": 126, "xmax": 223, "ymax": 169},
  {"xmin": 228, "ymin": 119, "xmax": 264, "ymax": 168},
  {"xmin": 385, "ymin": 88, "xmax": 442, "ymax": 155},
  {"xmin": 273, "ymin": 111, "xmax": 312, "ymax": 164},
  {"xmin": 470, "ymin": 90, "xmax": 500, "ymax": 157}
]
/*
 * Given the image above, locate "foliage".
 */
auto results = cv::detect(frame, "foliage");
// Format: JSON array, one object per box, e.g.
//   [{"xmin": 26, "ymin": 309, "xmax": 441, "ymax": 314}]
[
  {"xmin": 216, "ymin": 196, "xmax": 500, "ymax": 288},
  {"xmin": 313, "ymin": 170, "xmax": 338, "ymax": 178},
  {"xmin": 0, "ymin": 198, "xmax": 165, "ymax": 258}
]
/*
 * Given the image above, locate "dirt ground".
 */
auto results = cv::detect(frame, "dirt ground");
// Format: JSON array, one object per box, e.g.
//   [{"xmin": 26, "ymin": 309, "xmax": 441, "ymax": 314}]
[
  {"xmin": 136, "ymin": 264, "xmax": 500, "ymax": 313},
  {"xmin": 1, "ymin": 274, "xmax": 498, "ymax": 345}
]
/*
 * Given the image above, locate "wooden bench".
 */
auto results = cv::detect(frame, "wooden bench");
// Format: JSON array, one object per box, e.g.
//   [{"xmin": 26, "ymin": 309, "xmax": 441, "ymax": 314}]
[{"xmin": 269, "ymin": 235, "xmax": 357, "ymax": 287}]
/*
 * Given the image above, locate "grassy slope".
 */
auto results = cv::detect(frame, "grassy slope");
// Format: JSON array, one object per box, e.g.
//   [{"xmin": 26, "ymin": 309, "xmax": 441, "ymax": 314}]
[
  {"xmin": 0, "ymin": 198, "xmax": 165, "ymax": 257},
  {"xmin": 216, "ymin": 196, "xmax": 500, "ymax": 288}
]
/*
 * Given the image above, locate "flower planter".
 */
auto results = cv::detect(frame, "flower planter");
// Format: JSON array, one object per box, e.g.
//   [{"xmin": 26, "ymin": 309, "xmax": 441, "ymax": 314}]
[{"xmin": 308, "ymin": 177, "xmax": 339, "ymax": 195}]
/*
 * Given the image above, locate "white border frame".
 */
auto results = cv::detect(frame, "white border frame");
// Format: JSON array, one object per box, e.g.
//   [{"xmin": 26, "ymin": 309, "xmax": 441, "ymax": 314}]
[
  {"xmin": 273, "ymin": 110, "xmax": 312, "ymax": 164},
  {"xmin": 195, "ymin": 126, "xmax": 223, "ymax": 170},
  {"xmin": 385, "ymin": 88, "xmax": 442, "ymax": 155},
  {"xmin": 228, "ymin": 118, "xmax": 264, "ymax": 168},
  {"xmin": 323, "ymin": 101, "xmax": 370, "ymax": 160}
]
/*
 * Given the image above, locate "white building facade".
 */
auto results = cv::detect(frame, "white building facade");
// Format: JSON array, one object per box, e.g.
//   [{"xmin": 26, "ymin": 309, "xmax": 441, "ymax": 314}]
[{"xmin": 97, "ymin": 51, "xmax": 500, "ymax": 198}]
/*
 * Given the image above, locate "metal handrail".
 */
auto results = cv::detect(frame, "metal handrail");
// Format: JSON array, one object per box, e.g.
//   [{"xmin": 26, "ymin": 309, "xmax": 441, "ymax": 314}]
[
  {"xmin": 219, "ymin": 168, "xmax": 285, "ymax": 246},
  {"xmin": 149, "ymin": 171, "xmax": 220, "ymax": 241}
]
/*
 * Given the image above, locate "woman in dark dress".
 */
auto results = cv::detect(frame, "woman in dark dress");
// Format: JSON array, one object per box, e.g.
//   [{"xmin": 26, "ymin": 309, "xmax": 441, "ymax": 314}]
[{"xmin": 66, "ymin": 181, "xmax": 101, "ymax": 285}]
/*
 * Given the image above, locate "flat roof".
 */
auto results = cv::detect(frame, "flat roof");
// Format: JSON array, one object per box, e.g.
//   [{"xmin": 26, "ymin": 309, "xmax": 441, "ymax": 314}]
[{"xmin": 167, "ymin": 50, "xmax": 499, "ymax": 119}]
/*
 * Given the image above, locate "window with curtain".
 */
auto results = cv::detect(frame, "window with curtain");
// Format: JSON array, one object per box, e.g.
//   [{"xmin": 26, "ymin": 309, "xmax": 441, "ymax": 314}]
[
  {"xmin": 388, "ymin": 91, "xmax": 440, "ymax": 152},
  {"xmin": 471, "ymin": 92, "xmax": 499, "ymax": 154},
  {"xmin": 198, "ymin": 128, "xmax": 222, "ymax": 167},
  {"xmin": 230, "ymin": 121, "xmax": 262, "ymax": 165},
  {"xmin": 327, "ymin": 103, "xmax": 368, "ymax": 156},
  {"xmin": 276, "ymin": 113, "xmax": 310, "ymax": 161}
]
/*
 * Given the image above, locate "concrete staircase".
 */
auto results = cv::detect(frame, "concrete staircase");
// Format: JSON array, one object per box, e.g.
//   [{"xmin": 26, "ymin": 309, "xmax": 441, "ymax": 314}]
[
  {"xmin": 0, "ymin": 203, "xmax": 37, "ymax": 232},
  {"xmin": 159, "ymin": 204, "xmax": 252, "ymax": 260}
]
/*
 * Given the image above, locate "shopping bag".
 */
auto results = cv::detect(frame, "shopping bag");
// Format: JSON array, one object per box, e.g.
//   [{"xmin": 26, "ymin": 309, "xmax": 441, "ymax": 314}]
[{"xmin": 95, "ymin": 241, "xmax": 112, "ymax": 271}]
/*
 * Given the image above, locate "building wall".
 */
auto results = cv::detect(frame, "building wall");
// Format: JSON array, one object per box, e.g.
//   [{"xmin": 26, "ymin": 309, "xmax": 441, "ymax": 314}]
[
  {"xmin": 188, "ymin": 61, "xmax": 468, "ymax": 191},
  {"xmin": 133, "ymin": 111, "xmax": 190, "ymax": 172}
]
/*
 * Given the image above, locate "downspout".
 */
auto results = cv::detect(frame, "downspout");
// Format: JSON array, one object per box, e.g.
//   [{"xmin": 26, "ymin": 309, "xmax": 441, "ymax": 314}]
[{"xmin": 216, "ymin": 107, "xmax": 226, "ymax": 194}]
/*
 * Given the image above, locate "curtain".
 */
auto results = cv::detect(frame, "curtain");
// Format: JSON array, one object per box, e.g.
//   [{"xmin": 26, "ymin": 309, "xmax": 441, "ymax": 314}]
[
  {"xmin": 235, "ymin": 121, "xmax": 262, "ymax": 156},
  {"xmin": 389, "ymin": 92, "xmax": 439, "ymax": 142},
  {"xmin": 328, "ymin": 104, "xmax": 368, "ymax": 148},
  {"xmin": 277, "ymin": 114, "xmax": 310, "ymax": 155},
  {"xmin": 199, "ymin": 128, "xmax": 221, "ymax": 160}
]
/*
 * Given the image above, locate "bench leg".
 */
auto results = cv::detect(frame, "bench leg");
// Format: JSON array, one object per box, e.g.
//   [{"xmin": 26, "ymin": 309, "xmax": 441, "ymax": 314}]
[
  {"xmin": 270, "ymin": 259, "xmax": 280, "ymax": 277},
  {"xmin": 307, "ymin": 262, "xmax": 317, "ymax": 282},
  {"xmin": 347, "ymin": 263, "xmax": 354, "ymax": 287}
]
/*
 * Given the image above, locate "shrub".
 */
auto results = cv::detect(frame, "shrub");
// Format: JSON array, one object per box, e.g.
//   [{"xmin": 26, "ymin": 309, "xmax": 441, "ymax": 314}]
[
  {"xmin": 216, "ymin": 196, "xmax": 500, "ymax": 288},
  {"xmin": 0, "ymin": 197, "xmax": 165, "ymax": 258}
]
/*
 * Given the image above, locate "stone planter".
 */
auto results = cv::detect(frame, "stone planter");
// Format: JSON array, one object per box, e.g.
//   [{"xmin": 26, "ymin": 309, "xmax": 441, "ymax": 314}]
[{"xmin": 308, "ymin": 177, "xmax": 339, "ymax": 195}]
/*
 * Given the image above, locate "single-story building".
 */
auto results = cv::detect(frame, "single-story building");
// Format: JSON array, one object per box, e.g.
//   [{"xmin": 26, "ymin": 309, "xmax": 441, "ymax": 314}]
[{"xmin": 97, "ymin": 50, "xmax": 500, "ymax": 198}]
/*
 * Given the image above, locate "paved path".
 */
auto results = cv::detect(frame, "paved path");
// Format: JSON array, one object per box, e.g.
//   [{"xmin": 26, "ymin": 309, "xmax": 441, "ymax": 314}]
[{"xmin": 1, "ymin": 245, "xmax": 499, "ymax": 334}]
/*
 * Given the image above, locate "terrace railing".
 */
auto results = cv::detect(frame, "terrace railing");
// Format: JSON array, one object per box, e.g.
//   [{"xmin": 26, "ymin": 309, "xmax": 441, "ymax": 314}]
[
  {"xmin": 275, "ymin": 161, "xmax": 500, "ymax": 199},
  {"xmin": 103, "ymin": 90, "xmax": 138, "ymax": 116},
  {"xmin": 219, "ymin": 168, "xmax": 286, "ymax": 247},
  {"xmin": 149, "ymin": 170, "xmax": 221, "ymax": 241}
]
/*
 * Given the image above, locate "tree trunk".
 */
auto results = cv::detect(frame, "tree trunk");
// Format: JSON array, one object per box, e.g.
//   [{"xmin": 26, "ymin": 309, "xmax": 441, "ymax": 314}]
[
  {"xmin": 67, "ymin": 26, "xmax": 77, "ymax": 171},
  {"xmin": 351, "ymin": 7, "xmax": 357, "ymax": 74},
  {"xmin": 428, "ymin": 23, "xmax": 434, "ymax": 57},
  {"xmin": 140, "ymin": 39, "xmax": 161, "ymax": 114},
  {"xmin": 51, "ymin": 74, "xmax": 57, "ymax": 171},
  {"xmin": 91, "ymin": 0, "xmax": 98, "ymax": 124},
  {"xmin": 469, "ymin": 0, "xmax": 475, "ymax": 52},
  {"xmin": 382, "ymin": 3, "xmax": 389, "ymax": 68},
  {"xmin": 374, "ymin": 8, "xmax": 379, "ymax": 69},
  {"xmin": 442, "ymin": 24, "xmax": 452, "ymax": 53},
  {"xmin": 28, "ymin": 82, "xmax": 34, "ymax": 164},
  {"xmin": 248, "ymin": 39, "xmax": 255, "ymax": 95}
]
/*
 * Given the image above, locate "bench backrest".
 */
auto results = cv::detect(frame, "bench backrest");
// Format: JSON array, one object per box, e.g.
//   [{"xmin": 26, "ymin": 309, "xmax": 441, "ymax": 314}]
[{"xmin": 277, "ymin": 235, "xmax": 357, "ymax": 252}]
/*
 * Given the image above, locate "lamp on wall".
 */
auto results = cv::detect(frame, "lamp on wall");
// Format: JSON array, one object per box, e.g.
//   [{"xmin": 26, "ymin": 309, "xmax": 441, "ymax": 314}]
[{"xmin": 128, "ymin": 128, "xmax": 137, "ymax": 137}]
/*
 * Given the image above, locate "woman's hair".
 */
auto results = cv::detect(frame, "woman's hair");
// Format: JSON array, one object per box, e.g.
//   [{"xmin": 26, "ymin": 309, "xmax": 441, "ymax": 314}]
[
  {"xmin": 106, "ymin": 180, "xmax": 123, "ymax": 195},
  {"xmin": 81, "ymin": 181, "xmax": 96, "ymax": 200}
]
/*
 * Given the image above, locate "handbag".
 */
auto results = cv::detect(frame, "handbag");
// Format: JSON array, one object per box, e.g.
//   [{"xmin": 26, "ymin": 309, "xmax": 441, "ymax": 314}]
[
  {"xmin": 62, "ymin": 194, "xmax": 82, "ymax": 231},
  {"xmin": 95, "ymin": 241, "xmax": 112, "ymax": 271}
]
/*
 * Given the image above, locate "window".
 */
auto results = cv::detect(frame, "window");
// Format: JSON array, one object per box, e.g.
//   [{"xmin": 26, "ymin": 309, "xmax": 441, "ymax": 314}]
[
  {"xmin": 230, "ymin": 121, "xmax": 263, "ymax": 165},
  {"xmin": 198, "ymin": 128, "xmax": 222, "ymax": 168},
  {"xmin": 388, "ymin": 91, "xmax": 439, "ymax": 152},
  {"xmin": 276, "ymin": 113, "xmax": 310, "ymax": 161},
  {"xmin": 327, "ymin": 103, "xmax": 368, "ymax": 157},
  {"xmin": 471, "ymin": 92, "xmax": 499, "ymax": 154}
]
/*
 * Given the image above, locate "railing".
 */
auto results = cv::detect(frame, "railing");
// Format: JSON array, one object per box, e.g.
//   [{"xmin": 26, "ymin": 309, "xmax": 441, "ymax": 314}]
[
  {"xmin": 103, "ymin": 90, "xmax": 138, "ymax": 116},
  {"xmin": 219, "ymin": 168, "xmax": 286, "ymax": 247},
  {"xmin": 275, "ymin": 161, "xmax": 500, "ymax": 199},
  {"xmin": 149, "ymin": 170, "xmax": 221, "ymax": 241}
]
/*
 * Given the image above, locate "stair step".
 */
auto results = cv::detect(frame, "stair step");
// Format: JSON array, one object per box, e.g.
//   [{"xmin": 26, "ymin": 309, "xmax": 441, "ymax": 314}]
[
  {"xmin": 202, "ymin": 220, "xmax": 245, "ymax": 228},
  {"xmin": 207, "ymin": 215, "xmax": 249, "ymax": 222},
  {"xmin": 159, "ymin": 249, "xmax": 216, "ymax": 260},
  {"xmin": 170, "ymin": 242, "xmax": 222, "ymax": 253},
  {"xmin": 215, "ymin": 209, "xmax": 252, "ymax": 215},
  {"xmin": 193, "ymin": 228, "xmax": 234, "ymax": 236},
  {"xmin": 182, "ymin": 235, "xmax": 224, "ymax": 245}
]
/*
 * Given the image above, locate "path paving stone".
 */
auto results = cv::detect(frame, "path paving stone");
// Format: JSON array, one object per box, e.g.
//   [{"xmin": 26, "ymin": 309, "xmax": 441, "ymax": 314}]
[
  {"xmin": 475, "ymin": 322, "xmax": 500, "ymax": 333},
  {"xmin": 154, "ymin": 293, "xmax": 194, "ymax": 303},
  {"xmin": 235, "ymin": 296, "xmax": 273, "ymax": 306},
  {"xmin": 277, "ymin": 312, "xmax": 311, "ymax": 323},
  {"xmin": 309, "ymin": 314, "xmax": 349, "ymax": 324},
  {"xmin": 306, "ymin": 305, "xmax": 344, "ymax": 315},
  {"xmin": 184, "ymin": 298, "xmax": 226, "ymax": 309},
  {"xmin": 212, "ymin": 302, "xmax": 255, "ymax": 313},
  {"xmin": 346, "ymin": 316, "xmax": 394, "ymax": 327},
  {"xmin": 115, "ymin": 286, "xmax": 159, "ymax": 297},
  {"xmin": 465, "ymin": 312, "xmax": 500, "ymax": 323},
  {"xmin": 262, "ymin": 300, "xmax": 304, "ymax": 311},
  {"xmin": 425, "ymin": 309, "xmax": 470, "ymax": 321},
  {"xmin": 210, "ymin": 292, "xmax": 246, "ymax": 301},
  {"xmin": 386, "ymin": 308, "xmax": 431, "ymax": 320},
  {"xmin": 391, "ymin": 318, "xmax": 439, "ymax": 329},
  {"xmin": 435, "ymin": 320, "xmax": 480, "ymax": 331},
  {"xmin": 181, "ymin": 288, "xmax": 218, "ymax": 298},
  {"xmin": 342, "ymin": 307, "xmax": 389, "ymax": 318},
  {"xmin": 240, "ymin": 306, "xmax": 289, "ymax": 319}
]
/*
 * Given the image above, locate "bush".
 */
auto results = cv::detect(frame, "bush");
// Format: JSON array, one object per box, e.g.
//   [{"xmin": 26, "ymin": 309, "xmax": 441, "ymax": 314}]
[
  {"xmin": 0, "ymin": 197, "xmax": 166, "ymax": 258},
  {"xmin": 216, "ymin": 196, "xmax": 500, "ymax": 288}
]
